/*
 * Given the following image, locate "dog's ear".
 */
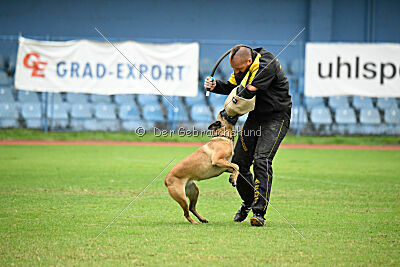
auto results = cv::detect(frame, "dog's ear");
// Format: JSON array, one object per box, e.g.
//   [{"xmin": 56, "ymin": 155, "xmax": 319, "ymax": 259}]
[{"xmin": 208, "ymin": 120, "xmax": 222, "ymax": 130}]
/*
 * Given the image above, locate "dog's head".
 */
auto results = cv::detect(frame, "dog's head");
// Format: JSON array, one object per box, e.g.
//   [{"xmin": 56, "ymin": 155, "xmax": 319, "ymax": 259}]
[{"xmin": 208, "ymin": 109, "xmax": 236, "ymax": 137}]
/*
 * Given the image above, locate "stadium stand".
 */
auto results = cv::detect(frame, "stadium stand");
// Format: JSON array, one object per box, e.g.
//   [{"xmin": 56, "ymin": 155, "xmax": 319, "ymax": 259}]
[
  {"xmin": 304, "ymin": 96, "xmax": 325, "ymax": 111},
  {"xmin": 47, "ymin": 103, "xmax": 69, "ymax": 129},
  {"xmin": 94, "ymin": 103, "xmax": 119, "ymax": 131},
  {"xmin": 359, "ymin": 108, "xmax": 382, "ymax": 135},
  {"xmin": 185, "ymin": 91, "xmax": 206, "ymax": 106},
  {"xmin": 165, "ymin": 101, "xmax": 189, "ymax": 123},
  {"xmin": 333, "ymin": 107, "xmax": 358, "ymax": 135},
  {"xmin": 0, "ymin": 88, "xmax": 14, "ymax": 102},
  {"xmin": 352, "ymin": 96, "xmax": 374, "ymax": 110},
  {"xmin": 66, "ymin": 93, "xmax": 89, "ymax": 103},
  {"xmin": 137, "ymin": 94, "xmax": 159, "ymax": 106},
  {"xmin": 0, "ymin": 70, "xmax": 9, "ymax": 85},
  {"xmin": 0, "ymin": 102, "xmax": 19, "ymax": 128},
  {"xmin": 208, "ymin": 93, "xmax": 226, "ymax": 106},
  {"xmin": 310, "ymin": 107, "xmax": 332, "ymax": 135},
  {"xmin": 17, "ymin": 90, "xmax": 40, "ymax": 103},
  {"xmin": 376, "ymin": 97, "xmax": 398, "ymax": 110},
  {"xmin": 70, "ymin": 103, "xmax": 93, "ymax": 131},
  {"xmin": 51, "ymin": 93, "xmax": 64, "ymax": 103},
  {"xmin": 190, "ymin": 104, "xmax": 213, "ymax": 123},
  {"xmin": 328, "ymin": 96, "xmax": 350, "ymax": 110},
  {"xmin": 114, "ymin": 94, "xmax": 135, "ymax": 105},
  {"xmin": 384, "ymin": 107, "xmax": 400, "ymax": 135},
  {"xmin": 90, "ymin": 94, "xmax": 111, "ymax": 103},
  {"xmin": 21, "ymin": 103, "xmax": 42, "ymax": 128},
  {"xmin": 291, "ymin": 106, "xmax": 308, "ymax": 129},
  {"xmin": 142, "ymin": 104, "xmax": 164, "ymax": 122}
]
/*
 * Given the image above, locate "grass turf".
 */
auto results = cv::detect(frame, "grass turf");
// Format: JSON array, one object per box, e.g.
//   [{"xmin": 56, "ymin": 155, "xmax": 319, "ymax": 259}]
[
  {"xmin": 1, "ymin": 128, "xmax": 400, "ymax": 145},
  {"xmin": 0, "ymin": 144, "xmax": 399, "ymax": 265}
]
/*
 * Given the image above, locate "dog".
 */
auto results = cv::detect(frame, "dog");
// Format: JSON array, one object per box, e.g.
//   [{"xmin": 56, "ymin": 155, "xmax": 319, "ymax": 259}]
[{"xmin": 164, "ymin": 111, "xmax": 239, "ymax": 224}]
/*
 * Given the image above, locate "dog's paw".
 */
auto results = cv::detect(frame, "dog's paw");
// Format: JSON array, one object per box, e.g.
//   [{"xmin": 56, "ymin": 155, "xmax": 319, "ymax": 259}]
[
  {"xmin": 199, "ymin": 218, "xmax": 209, "ymax": 223},
  {"xmin": 229, "ymin": 174, "xmax": 237, "ymax": 187}
]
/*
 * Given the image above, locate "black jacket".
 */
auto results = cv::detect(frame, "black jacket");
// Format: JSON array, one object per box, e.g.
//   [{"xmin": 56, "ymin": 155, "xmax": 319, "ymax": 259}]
[{"xmin": 212, "ymin": 47, "xmax": 292, "ymax": 121}]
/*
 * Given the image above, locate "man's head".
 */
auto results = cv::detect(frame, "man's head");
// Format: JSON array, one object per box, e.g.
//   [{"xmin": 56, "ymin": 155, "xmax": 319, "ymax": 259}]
[{"xmin": 229, "ymin": 45, "xmax": 253, "ymax": 74}]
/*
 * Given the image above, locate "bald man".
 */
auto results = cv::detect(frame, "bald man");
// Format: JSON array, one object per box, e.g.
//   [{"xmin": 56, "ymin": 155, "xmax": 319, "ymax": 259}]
[{"xmin": 204, "ymin": 45, "xmax": 292, "ymax": 226}]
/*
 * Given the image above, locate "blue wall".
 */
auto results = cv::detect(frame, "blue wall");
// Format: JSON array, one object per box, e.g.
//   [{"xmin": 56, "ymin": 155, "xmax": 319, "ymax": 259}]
[{"xmin": 0, "ymin": 0, "xmax": 399, "ymax": 61}]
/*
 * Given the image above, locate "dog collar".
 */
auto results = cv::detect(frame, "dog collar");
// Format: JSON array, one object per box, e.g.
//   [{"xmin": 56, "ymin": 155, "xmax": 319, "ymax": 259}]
[{"xmin": 212, "ymin": 133, "xmax": 235, "ymax": 141}]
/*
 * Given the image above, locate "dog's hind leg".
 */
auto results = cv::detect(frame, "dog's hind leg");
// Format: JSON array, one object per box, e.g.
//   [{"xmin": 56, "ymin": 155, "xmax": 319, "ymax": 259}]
[
  {"xmin": 185, "ymin": 181, "xmax": 208, "ymax": 223},
  {"xmin": 166, "ymin": 176, "xmax": 198, "ymax": 224}
]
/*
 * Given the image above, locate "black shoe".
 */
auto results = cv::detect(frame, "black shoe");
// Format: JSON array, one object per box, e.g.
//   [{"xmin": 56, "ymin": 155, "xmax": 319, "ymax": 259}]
[
  {"xmin": 250, "ymin": 213, "xmax": 265, "ymax": 226},
  {"xmin": 233, "ymin": 203, "xmax": 251, "ymax": 222}
]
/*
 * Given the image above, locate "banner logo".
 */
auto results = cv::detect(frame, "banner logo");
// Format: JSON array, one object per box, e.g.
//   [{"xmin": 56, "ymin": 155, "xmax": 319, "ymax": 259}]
[{"xmin": 23, "ymin": 52, "xmax": 48, "ymax": 78}]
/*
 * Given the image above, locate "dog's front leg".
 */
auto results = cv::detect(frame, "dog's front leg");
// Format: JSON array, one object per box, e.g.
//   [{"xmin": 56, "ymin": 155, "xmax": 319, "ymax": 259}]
[
  {"xmin": 212, "ymin": 155, "xmax": 239, "ymax": 187},
  {"xmin": 228, "ymin": 163, "xmax": 239, "ymax": 187}
]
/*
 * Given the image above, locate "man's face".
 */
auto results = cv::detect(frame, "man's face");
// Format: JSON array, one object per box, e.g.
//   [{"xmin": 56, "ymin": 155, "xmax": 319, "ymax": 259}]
[{"xmin": 230, "ymin": 57, "xmax": 252, "ymax": 74}]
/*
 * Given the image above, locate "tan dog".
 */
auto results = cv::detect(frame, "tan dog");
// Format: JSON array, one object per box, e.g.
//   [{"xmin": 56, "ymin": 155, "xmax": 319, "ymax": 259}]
[{"xmin": 164, "ymin": 113, "xmax": 239, "ymax": 224}]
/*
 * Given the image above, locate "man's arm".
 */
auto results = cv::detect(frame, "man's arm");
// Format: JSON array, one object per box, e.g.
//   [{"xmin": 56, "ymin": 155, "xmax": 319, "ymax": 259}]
[
  {"xmin": 204, "ymin": 75, "xmax": 236, "ymax": 95},
  {"xmin": 212, "ymin": 80, "xmax": 236, "ymax": 95}
]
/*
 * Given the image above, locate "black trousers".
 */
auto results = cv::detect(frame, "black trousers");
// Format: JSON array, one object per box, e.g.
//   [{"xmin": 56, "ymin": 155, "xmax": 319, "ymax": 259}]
[{"xmin": 232, "ymin": 111, "xmax": 290, "ymax": 216}]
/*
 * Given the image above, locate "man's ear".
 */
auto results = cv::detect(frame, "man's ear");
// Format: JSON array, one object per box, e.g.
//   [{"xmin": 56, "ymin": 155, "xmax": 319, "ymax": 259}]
[{"xmin": 208, "ymin": 120, "xmax": 222, "ymax": 130}]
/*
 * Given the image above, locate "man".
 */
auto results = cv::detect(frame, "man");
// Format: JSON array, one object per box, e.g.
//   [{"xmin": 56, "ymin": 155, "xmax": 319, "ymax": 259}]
[{"xmin": 204, "ymin": 45, "xmax": 292, "ymax": 226}]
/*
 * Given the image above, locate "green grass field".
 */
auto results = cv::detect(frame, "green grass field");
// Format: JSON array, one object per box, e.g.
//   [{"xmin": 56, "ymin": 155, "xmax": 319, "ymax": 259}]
[{"xmin": 0, "ymin": 143, "xmax": 399, "ymax": 265}]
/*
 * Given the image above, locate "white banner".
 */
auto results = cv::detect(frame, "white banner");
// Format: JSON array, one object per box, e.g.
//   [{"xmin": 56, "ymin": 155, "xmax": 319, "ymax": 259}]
[
  {"xmin": 305, "ymin": 43, "xmax": 400, "ymax": 97},
  {"xmin": 15, "ymin": 37, "xmax": 199, "ymax": 96}
]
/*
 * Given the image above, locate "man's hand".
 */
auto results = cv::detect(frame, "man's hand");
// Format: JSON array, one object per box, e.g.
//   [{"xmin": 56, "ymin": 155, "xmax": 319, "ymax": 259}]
[{"xmin": 204, "ymin": 76, "xmax": 216, "ymax": 92}]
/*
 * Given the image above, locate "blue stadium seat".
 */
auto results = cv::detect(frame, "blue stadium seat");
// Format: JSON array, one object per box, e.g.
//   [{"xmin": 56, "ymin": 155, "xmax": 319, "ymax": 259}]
[
  {"xmin": 0, "ymin": 54, "xmax": 5, "ymax": 71},
  {"xmin": 47, "ymin": 103, "xmax": 69, "ymax": 128},
  {"xmin": 21, "ymin": 103, "xmax": 42, "ymax": 128},
  {"xmin": 185, "ymin": 92, "xmax": 206, "ymax": 106},
  {"xmin": 7, "ymin": 54, "xmax": 16, "ymax": 73},
  {"xmin": 335, "ymin": 108, "xmax": 357, "ymax": 124},
  {"xmin": 90, "ymin": 94, "xmax": 111, "ymax": 103},
  {"xmin": 376, "ymin": 97, "xmax": 397, "ymax": 110},
  {"xmin": 328, "ymin": 96, "xmax": 349, "ymax": 110},
  {"xmin": 360, "ymin": 108, "xmax": 381, "ymax": 124},
  {"xmin": 291, "ymin": 106, "xmax": 308, "ymax": 126},
  {"xmin": 199, "ymin": 57, "xmax": 213, "ymax": 78},
  {"xmin": 0, "ymin": 88, "xmax": 14, "ymax": 102},
  {"xmin": 304, "ymin": 96, "xmax": 325, "ymax": 111},
  {"xmin": 114, "ymin": 94, "xmax": 135, "ymax": 105},
  {"xmin": 359, "ymin": 108, "xmax": 382, "ymax": 135},
  {"xmin": 18, "ymin": 90, "xmax": 39, "ymax": 103},
  {"xmin": 352, "ymin": 96, "xmax": 373, "ymax": 110},
  {"xmin": 212, "ymin": 104, "xmax": 225, "ymax": 119},
  {"xmin": 142, "ymin": 104, "xmax": 164, "ymax": 122},
  {"xmin": 94, "ymin": 104, "xmax": 116, "ymax": 120},
  {"xmin": 166, "ymin": 101, "xmax": 188, "ymax": 122},
  {"xmin": 333, "ymin": 107, "xmax": 358, "ymax": 135},
  {"xmin": 94, "ymin": 104, "xmax": 119, "ymax": 131},
  {"xmin": 66, "ymin": 93, "xmax": 89, "ymax": 103},
  {"xmin": 384, "ymin": 107, "xmax": 400, "ymax": 124},
  {"xmin": 190, "ymin": 104, "xmax": 212, "ymax": 123},
  {"xmin": 0, "ymin": 70, "xmax": 9, "ymax": 85},
  {"xmin": 0, "ymin": 103, "xmax": 19, "ymax": 128},
  {"xmin": 70, "ymin": 103, "xmax": 93, "ymax": 131},
  {"xmin": 51, "ymin": 93, "xmax": 64, "ymax": 103},
  {"xmin": 118, "ymin": 104, "xmax": 140, "ymax": 121},
  {"xmin": 137, "ymin": 94, "xmax": 159, "ymax": 106},
  {"xmin": 289, "ymin": 58, "xmax": 304, "ymax": 74},
  {"xmin": 237, "ymin": 113, "xmax": 248, "ymax": 127},
  {"xmin": 121, "ymin": 120, "xmax": 148, "ymax": 132},
  {"xmin": 161, "ymin": 96, "xmax": 180, "ymax": 108},
  {"xmin": 208, "ymin": 93, "xmax": 226, "ymax": 106},
  {"xmin": 310, "ymin": 107, "xmax": 332, "ymax": 124}
]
